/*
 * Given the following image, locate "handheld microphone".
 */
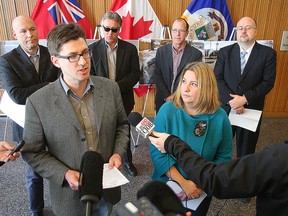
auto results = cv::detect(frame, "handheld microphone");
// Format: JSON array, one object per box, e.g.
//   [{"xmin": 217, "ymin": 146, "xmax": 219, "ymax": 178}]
[
  {"xmin": 137, "ymin": 180, "xmax": 187, "ymax": 216},
  {"xmin": 0, "ymin": 140, "xmax": 25, "ymax": 166},
  {"xmin": 79, "ymin": 151, "xmax": 104, "ymax": 216},
  {"xmin": 128, "ymin": 112, "xmax": 158, "ymax": 139}
]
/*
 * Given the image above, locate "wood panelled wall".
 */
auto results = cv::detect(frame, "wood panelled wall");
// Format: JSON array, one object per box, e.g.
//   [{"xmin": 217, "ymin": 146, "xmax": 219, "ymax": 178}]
[{"xmin": 0, "ymin": 0, "xmax": 287, "ymax": 117}]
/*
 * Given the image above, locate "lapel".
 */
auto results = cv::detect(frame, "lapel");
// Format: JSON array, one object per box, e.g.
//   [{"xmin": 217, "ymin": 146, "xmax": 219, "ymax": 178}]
[
  {"xmin": 241, "ymin": 42, "xmax": 260, "ymax": 79},
  {"xmin": 178, "ymin": 44, "xmax": 192, "ymax": 74},
  {"xmin": 116, "ymin": 39, "xmax": 124, "ymax": 77},
  {"xmin": 17, "ymin": 46, "xmax": 39, "ymax": 79},
  {"xmin": 166, "ymin": 43, "xmax": 173, "ymax": 73},
  {"xmin": 231, "ymin": 44, "xmax": 242, "ymax": 81},
  {"xmin": 90, "ymin": 77, "xmax": 105, "ymax": 133},
  {"xmin": 38, "ymin": 46, "xmax": 47, "ymax": 78},
  {"xmin": 100, "ymin": 39, "xmax": 109, "ymax": 77},
  {"xmin": 52, "ymin": 79, "xmax": 82, "ymax": 131}
]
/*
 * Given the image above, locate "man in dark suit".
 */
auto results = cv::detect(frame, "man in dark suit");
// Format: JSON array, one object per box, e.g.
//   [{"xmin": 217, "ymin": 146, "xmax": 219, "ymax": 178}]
[
  {"xmin": 89, "ymin": 11, "xmax": 140, "ymax": 177},
  {"xmin": 149, "ymin": 131, "xmax": 288, "ymax": 216},
  {"xmin": 0, "ymin": 15, "xmax": 59, "ymax": 216},
  {"xmin": 22, "ymin": 23, "xmax": 129, "ymax": 216},
  {"xmin": 154, "ymin": 18, "xmax": 203, "ymax": 112},
  {"xmin": 214, "ymin": 17, "xmax": 276, "ymax": 160}
]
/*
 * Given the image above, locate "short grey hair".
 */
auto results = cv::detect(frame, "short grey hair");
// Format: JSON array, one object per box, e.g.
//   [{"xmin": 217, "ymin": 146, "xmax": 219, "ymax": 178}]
[{"xmin": 101, "ymin": 11, "xmax": 122, "ymax": 28}]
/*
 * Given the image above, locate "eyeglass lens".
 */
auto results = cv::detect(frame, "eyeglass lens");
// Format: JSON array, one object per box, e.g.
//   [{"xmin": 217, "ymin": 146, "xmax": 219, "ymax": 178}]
[{"xmin": 103, "ymin": 26, "xmax": 119, "ymax": 33}]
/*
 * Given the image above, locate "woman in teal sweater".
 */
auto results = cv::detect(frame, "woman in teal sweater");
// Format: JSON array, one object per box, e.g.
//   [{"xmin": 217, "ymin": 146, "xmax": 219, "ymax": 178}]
[{"xmin": 150, "ymin": 62, "xmax": 233, "ymax": 216}]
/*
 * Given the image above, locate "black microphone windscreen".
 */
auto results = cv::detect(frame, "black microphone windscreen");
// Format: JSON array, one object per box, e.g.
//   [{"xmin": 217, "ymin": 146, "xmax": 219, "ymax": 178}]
[
  {"xmin": 128, "ymin": 112, "xmax": 143, "ymax": 127},
  {"xmin": 79, "ymin": 151, "xmax": 104, "ymax": 203},
  {"xmin": 137, "ymin": 180, "xmax": 187, "ymax": 215}
]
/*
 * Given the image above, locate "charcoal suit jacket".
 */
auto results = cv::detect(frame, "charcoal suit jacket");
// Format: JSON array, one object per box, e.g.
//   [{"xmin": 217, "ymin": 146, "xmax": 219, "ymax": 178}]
[
  {"xmin": 89, "ymin": 38, "xmax": 140, "ymax": 115},
  {"xmin": 0, "ymin": 45, "xmax": 60, "ymax": 141},
  {"xmin": 214, "ymin": 41, "xmax": 276, "ymax": 113},
  {"xmin": 154, "ymin": 43, "xmax": 203, "ymax": 112}
]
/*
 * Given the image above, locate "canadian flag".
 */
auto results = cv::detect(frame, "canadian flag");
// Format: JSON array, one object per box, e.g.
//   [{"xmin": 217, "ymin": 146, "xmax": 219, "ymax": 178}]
[{"xmin": 110, "ymin": 0, "xmax": 162, "ymax": 40}]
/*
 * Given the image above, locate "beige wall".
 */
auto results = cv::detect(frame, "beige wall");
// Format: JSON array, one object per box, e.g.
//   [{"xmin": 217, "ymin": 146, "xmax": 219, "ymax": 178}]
[{"xmin": 1, "ymin": 0, "xmax": 287, "ymax": 117}]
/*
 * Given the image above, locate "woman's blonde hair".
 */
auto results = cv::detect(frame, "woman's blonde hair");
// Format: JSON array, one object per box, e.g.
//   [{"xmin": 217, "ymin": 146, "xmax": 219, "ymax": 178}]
[{"xmin": 172, "ymin": 61, "xmax": 220, "ymax": 114}]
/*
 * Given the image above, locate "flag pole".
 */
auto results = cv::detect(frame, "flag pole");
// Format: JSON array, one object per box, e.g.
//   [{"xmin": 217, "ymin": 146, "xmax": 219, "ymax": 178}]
[
  {"xmin": 160, "ymin": 25, "xmax": 171, "ymax": 39},
  {"xmin": 93, "ymin": 25, "xmax": 102, "ymax": 40}
]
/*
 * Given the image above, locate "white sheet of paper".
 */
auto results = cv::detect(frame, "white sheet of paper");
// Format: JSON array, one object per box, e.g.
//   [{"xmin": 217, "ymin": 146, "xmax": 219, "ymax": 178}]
[
  {"xmin": 166, "ymin": 180, "xmax": 207, "ymax": 211},
  {"xmin": 229, "ymin": 108, "xmax": 262, "ymax": 132},
  {"xmin": 103, "ymin": 163, "xmax": 129, "ymax": 189},
  {"xmin": 0, "ymin": 91, "xmax": 25, "ymax": 128}
]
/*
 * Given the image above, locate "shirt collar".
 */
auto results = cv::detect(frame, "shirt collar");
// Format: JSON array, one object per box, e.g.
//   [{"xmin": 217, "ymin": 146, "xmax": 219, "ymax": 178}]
[
  {"xmin": 60, "ymin": 75, "xmax": 94, "ymax": 96},
  {"xmin": 172, "ymin": 42, "xmax": 186, "ymax": 54},
  {"xmin": 105, "ymin": 40, "xmax": 118, "ymax": 51},
  {"xmin": 23, "ymin": 46, "xmax": 40, "ymax": 58},
  {"xmin": 240, "ymin": 42, "xmax": 255, "ymax": 55}
]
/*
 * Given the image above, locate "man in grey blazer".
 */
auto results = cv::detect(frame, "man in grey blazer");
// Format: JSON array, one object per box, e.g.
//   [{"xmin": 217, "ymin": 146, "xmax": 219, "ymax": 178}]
[
  {"xmin": 89, "ymin": 11, "xmax": 140, "ymax": 177},
  {"xmin": 154, "ymin": 18, "xmax": 203, "ymax": 112},
  {"xmin": 0, "ymin": 15, "xmax": 59, "ymax": 216},
  {"xmin": 214, "ymin": 17, "xmax": 276, "ymax": 174},
  {"xmin": 22, "ymin": 23, "xmax": 129, "ymax": 216}
]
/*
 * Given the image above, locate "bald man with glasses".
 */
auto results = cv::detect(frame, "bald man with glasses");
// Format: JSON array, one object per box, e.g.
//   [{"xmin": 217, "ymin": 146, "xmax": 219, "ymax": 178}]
[{"xmin": 214, "ymin": 17, "xmax": 276, "ymax": 182}]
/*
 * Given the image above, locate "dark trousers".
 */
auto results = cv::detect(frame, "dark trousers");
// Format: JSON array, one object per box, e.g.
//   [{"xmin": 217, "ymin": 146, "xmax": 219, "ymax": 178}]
[
  {"xmin": 12, "ymin": 122, "xmax": 23, "ymax": 143},
  {"xmin": 233, "ymin": 116, "xmax": 262, "ymax": 158},
  {"xmin": 13, "ymin": 121, "xmax": 44, "ymax": 213},
  {"xmin": 26, "ymin": 164, "xmax": 44, "ymax": 213},
  {"xmin": 124, "ymin": 124, "xmax": 133, "ymax": 163},
  {"xmin": 189, "ymin": 196, "xmax": 212, "ymax": 216}
]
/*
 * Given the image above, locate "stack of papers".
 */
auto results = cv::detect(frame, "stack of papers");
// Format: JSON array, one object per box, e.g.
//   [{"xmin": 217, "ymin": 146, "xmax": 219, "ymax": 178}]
[
  {"xmin": 103, "ymin": 164, "xmax": 129, "ymax": 189},
  {"xmin": 229, "ymin": 108, "xmax": 262, "ymax": 132}
]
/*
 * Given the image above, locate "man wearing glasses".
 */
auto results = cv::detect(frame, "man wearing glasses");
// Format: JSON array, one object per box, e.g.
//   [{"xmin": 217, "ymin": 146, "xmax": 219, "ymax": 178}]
[
  {"xmin": 214, "ymin": 16, "xmax": 276, "ymax": 189},
  {"xmin": 22, "ymin": 23, "xmax": 129, "ymax": 216},
  {"xmin": 154, "ymin": 18, "xmax": 203, "ymax": 113},
  {"xmin": 89, "ymin": 11, "xmax": 140, "ymax": 177}
]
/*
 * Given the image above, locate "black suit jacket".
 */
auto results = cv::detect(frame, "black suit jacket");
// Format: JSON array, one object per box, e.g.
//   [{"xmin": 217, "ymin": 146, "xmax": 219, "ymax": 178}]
[
  {"xmin": 165, "ymin": 135, "xmax": 288, "ymax": 216},
  {"xmin": 0, "ymin": 45, "xmax": 60, "ymax": 104},
  {"xmin": 0, "ymin": 45, "xmax": 60, "ymax": 141},
  {"xmin": 214, "ymin": 42, "xmax": 276, "ymax": 113},
  {"xmin": 154, "ymin": 43, "xmax": 203, "ymax": 112},
  {"xmin": 89, "ymin": 38, "xmax": 140, "ymax": 115}
]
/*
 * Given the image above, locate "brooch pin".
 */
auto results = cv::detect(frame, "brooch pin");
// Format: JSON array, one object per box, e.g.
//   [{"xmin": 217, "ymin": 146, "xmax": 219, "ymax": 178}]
[{"xmin": 194, "ymin": 121, "xmax": 207, "ymax": 137}]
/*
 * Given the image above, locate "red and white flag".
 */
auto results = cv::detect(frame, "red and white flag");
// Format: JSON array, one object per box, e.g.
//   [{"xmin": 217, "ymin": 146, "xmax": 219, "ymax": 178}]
[
  {"xmin": 31, "ymin": 0, "xmax": 93, "ymax": 39},
  {"xmin": 110, "ymin": 0, "xmax": 162, "ymax": 40}
]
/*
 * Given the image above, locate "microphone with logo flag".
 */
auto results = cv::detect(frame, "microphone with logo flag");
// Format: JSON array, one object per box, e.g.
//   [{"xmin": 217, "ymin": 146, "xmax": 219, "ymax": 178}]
[
  {"xmin": 79, "ymin": 151, "xmax": 104, "ymax": 216},
  {"xmin": 128, "ymin": 112, "xmax": 158, "ymax": 139}
]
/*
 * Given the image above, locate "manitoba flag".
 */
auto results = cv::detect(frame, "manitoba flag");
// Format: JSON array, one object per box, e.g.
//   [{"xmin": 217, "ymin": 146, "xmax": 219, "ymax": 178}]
[
  {"xmin": 182, "ymin": 0, "xmax": 234, "ymax": 41},
  {"xmin": 110, "ymin": 0, "xmax": 162, "ymax": 40},
  {"xmin": 31, "ymin": 0, "xmax": 93, "ymax": 39}
]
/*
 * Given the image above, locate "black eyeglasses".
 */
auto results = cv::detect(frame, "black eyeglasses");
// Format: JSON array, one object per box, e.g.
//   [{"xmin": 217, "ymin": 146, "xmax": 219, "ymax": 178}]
[
  {"xmin": 102, "ymin": 26, "xmax": 119, "ymax": 33},
  {"xmin": 194, "ymin": 121, "xmax": 207, "ymax": 137},
  {"xmin": 57, "ymin": 50, "xmax": 93, "ymax": 63}
]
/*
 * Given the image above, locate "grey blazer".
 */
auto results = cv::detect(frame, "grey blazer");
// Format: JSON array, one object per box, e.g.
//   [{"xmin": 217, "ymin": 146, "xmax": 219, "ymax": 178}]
[{"xmin": 22, "ymin": 76, "xmax": 129, "ymax": 216}]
